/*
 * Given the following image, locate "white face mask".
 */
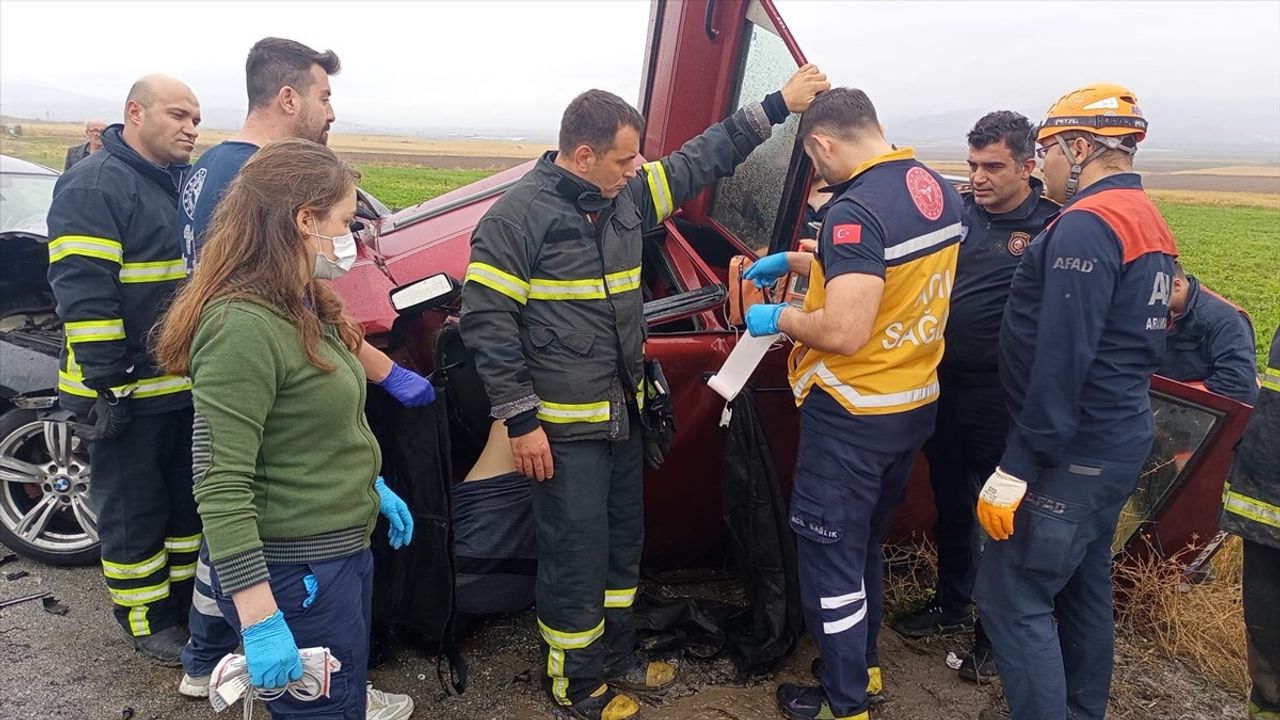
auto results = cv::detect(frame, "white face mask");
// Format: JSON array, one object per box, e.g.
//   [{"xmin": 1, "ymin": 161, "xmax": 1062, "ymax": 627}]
[{"xmin": 309, "ymin": 230, "xmax": 357, "ymax": 280}]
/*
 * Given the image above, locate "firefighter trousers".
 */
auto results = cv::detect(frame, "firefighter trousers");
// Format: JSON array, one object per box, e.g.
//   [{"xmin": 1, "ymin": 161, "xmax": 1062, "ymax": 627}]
[
  {"xmin": 1244, "ymin": 538, "xmax": 1280, "ymax": 717},
  {"xmin": 531, "ymin": 425, "xmax": 644, "ymax": 706},
  {"xmin": 89, "ymin": 407, "xmax": 200, "ymax": 637},
  {"xmin": 791, "ymin": 394, "xmax": 921, "ymax": 715},
  {"xmin": 974, "ymin": 450, "xmax": 1146, "ymax": 720}
]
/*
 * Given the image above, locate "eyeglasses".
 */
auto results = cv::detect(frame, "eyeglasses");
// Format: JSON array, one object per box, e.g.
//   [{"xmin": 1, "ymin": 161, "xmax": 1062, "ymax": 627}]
[{"xmin": 1035, "ymin": 144, "xmax": 1058, "ymax": 159}]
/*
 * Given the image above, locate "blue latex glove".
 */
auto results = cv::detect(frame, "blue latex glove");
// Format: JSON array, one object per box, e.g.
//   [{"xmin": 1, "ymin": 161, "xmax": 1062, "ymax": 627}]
[
  {"xmin": 241, "ymin": 609, "xmax": 303, "ymax": 689},
  {"xmin": 378, "ymin": 363, "xmax": 436, "ymax": 407},
  {"xmin": 375, "ymin": 476, "xmax": 414, "ymax": 549},
  {"xmin": 746, "ymin": 303, "xmax": 787, "ymax": 337},
  {"xmin": 742, "ymin": 252, "xmax": 791, "ymax": 288}
]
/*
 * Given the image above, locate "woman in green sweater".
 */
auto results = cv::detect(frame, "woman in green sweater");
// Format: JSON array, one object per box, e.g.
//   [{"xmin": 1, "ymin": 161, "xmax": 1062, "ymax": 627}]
[{"xmin": 155, "ymin": 138, "xmax": 414, "ymax": 719}]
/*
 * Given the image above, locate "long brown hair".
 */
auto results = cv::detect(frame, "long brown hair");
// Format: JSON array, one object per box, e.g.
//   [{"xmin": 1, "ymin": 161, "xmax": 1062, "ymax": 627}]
[{"xmin": 155, "ymin": 138, "xmax": 363, "ymax": 375}]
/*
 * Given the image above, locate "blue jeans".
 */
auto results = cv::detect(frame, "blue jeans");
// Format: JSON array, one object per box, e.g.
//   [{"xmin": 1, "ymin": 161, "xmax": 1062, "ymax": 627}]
[
  {"xmin": 974, "ymin": 451, "xmax": 1147, "ymax": 720},
  {"xmin": 181, "ymin": 543, "xmax": 241, "ymax": 676},
  {"xmin": 211, "ymin": 549, "xmax": 373, "ymax": 719}
]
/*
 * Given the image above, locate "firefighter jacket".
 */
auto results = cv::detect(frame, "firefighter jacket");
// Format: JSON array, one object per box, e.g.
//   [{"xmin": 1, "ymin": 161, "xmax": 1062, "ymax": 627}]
[
  {"xmin": 998, "ymin": 173, "xmax": 1178, "ymax": 481},
  {"xmin": 44, "ymin": 124, "xmax": 191, "ymax": 416},
  {"xmin": 1221, "ymin": 328, "xmax": 1280, "ymax": 548},
  {"xmin": 460, "ymin": 100, "xmax": 780, "ymax": 442}
]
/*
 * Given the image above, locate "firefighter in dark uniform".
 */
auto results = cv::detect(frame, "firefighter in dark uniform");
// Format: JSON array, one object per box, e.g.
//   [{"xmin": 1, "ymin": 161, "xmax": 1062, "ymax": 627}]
[
  {"xmin": 1159, "ymin": 261, "xmax": 1258, "ymax": 405},
  {"xmin": 746, "ymin": 88, "xmax": 964, "ymax": 720},
  {"xmin": 891, "ymin": 111, "xmax": 1058, "ymax": 684},
  {"xmin": 44, "ymin": 75, "xmax": 202, "ymax": 663},
  {"xmin": 459, "ymin": 66, "xmax": 829, "ymax": 720},
  {"xmin": 974, "ymin": 84, "xmax": 1178, "ymax": 720},
  {"xmin": 1221, "ymin": 328, "xmax": 1280, "ymax": 720}
]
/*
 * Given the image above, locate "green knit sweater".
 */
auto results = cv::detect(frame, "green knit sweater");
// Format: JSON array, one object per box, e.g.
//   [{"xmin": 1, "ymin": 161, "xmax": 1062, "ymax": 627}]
[{"xmin": 190, "ymin": 299, "xmax": 381, "ymax": 594}]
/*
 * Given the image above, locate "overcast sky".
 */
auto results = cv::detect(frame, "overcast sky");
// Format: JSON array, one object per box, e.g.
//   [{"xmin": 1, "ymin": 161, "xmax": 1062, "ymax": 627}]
[{"xmin": 2, "ymin": 0, "xmax": 1278, "ymax": 143}]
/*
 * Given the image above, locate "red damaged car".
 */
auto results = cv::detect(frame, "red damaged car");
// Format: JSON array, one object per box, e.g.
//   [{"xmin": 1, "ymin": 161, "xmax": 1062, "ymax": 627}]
[{"xmin": 332, "ymin": 0, "xmax": 1252, "ymax": 575}]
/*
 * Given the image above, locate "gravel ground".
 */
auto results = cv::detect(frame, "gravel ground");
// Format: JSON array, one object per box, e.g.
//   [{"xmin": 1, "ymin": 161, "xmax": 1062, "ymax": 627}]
[{"xmin": 0, "ymin": 553, "xmax": 1250, "ymax": 720}]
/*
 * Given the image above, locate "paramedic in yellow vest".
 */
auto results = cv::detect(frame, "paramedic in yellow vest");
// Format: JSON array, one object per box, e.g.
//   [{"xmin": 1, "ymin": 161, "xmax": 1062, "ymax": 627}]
[{"xmin": 743, "ymin": 87, "xmax": 963, "ymax": 720}]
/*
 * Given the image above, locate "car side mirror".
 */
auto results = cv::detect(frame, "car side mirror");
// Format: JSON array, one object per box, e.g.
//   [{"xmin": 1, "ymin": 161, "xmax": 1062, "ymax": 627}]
[{"xmin": 390, "ymin": 273, "xmax": 460, "ymax": 315}]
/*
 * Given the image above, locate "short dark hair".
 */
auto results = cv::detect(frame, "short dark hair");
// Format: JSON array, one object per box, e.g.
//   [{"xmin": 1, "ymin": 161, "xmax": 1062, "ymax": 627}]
[
  {"xmin": 246, "ymin": 38, "xmax": 341, "ymax": 110},
  {"xmin": 797, "ymin": 87, "xmax": 880, "ymax": 143},
  {"xmin": 1173, "ymin": 259, "xmax": 1186, "ymax": 279},
  {"xmin": 558, "ymin": 89, "xmax": 645, "ymax": 156},
  {"xmin": 967, "ymin": 111, "xmax": 1034, "ymax": 165}
]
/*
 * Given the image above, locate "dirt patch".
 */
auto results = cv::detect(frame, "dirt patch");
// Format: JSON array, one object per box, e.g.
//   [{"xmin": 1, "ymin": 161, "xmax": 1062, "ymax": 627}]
[{"xmin": 0, "ymin": 555, "xmax": 1250, "ymax": 720}]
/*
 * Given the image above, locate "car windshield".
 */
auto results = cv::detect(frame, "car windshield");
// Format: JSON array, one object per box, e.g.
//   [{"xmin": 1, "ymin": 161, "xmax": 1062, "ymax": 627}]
[
  {"xmin": 0, "ymin": 172, "xmax": 57, "ymax": 236},
  {"xmin": 708, "ymin": 3, "xmax": 801, "ymax": 254}
]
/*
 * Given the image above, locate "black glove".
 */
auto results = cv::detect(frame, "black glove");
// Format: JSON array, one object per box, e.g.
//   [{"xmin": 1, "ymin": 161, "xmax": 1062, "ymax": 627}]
[
  {"xmin": 641, "ymin": 360, "xmax": 676, "ymax": 470},
  {"xmin": 79, "ymin": 392, "xmax": 131, "ymax": 441},
  {"xmin": 643, "ymin": 421, "xmax": 673, "ymax": 470}
]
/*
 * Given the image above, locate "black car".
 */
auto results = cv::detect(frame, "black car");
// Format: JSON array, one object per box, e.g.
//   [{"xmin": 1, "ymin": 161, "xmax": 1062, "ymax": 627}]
[{"xmin": 0, "ymin": 153, "xmax": 97, "ymax": 565}]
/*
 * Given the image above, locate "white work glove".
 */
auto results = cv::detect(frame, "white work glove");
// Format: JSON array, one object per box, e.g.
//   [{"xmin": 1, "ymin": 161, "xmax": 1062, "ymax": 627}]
[{"xmin": 976, "ymin": 467, "xmax": 1028, "ymax": 541}]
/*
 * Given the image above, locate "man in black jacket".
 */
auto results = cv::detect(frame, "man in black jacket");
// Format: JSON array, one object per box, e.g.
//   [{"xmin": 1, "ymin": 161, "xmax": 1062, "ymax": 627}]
[
  {"xmin": 1159, "ymin": 261, "xmax": 1258, "ymax": 404},
  {"xmin": 891, "ymin": 112, "xmax": 1058, "ymax": 684},
  {"xmin": 63, "ymin": 119, "xmax": 106, "ymax": 170},
  {"xmin": 1221, "ymin": 328, "xmax": 1280, "ymax": 720},
  {"xmin": 45, "ymin": 75, "xmax": 201, "ymax": 664},
  {"xmin": 460, "ymin": 66, "xmax": 828, "ymax": 720}
]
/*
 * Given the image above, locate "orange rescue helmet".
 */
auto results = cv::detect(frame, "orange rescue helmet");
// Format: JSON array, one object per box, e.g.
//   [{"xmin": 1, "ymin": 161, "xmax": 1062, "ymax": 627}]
[{"xmin": 1035, "ymin": 83, "xmax": 1148, "ymax": 144}]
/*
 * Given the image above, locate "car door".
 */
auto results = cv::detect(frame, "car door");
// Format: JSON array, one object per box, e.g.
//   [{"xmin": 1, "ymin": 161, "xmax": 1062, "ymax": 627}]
[{"xmin": 636, "ymin": 0, "xmax": 817, "ymax": 567}]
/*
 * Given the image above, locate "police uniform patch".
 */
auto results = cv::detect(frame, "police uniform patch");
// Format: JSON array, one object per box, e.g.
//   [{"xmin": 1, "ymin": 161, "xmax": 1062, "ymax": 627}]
[
  {"xmin": 1008, "ymin": 231, "xmax": 1031, "ymax": 256},
  {"xmin": 905, "ymin": 166, "xmax": 944, "ymax": 221}
]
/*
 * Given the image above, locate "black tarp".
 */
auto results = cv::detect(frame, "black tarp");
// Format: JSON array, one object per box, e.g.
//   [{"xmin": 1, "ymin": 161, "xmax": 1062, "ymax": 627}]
[{"xmin": 634, "ymin": 388, "xmax": 801, "ymax": 676}]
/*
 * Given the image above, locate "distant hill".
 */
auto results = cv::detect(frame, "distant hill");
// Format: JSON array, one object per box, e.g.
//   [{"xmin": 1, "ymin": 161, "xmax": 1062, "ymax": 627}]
[{"xmin": 2, "ymin": 82, "xmax": 1274, "ymax": 160}]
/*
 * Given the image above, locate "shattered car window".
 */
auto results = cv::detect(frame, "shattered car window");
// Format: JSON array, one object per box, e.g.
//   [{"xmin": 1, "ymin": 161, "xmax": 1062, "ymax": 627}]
[
  {"xmin": 0, "ymin": 173, "xmax": 57, "ymax": 236},
  {"xmin": 709, "ymin": 21, "xmax": 799, "ymax": 254},
  {"xmin": 1112, "ymin": 394, "xmax": 1219, "ymax": 555}
]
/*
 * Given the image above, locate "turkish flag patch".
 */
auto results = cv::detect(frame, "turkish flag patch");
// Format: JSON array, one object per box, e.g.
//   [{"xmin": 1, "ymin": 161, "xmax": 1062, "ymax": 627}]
[{"xmin": 833, "ymin": 223, "xmax": 862, "ymax": 245}]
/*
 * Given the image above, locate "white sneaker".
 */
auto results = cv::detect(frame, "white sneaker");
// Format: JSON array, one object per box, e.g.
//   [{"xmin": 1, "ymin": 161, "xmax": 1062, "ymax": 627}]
[
  {"xmin": 366, "ymin": 683, "xmax": 414, "ymax": 720},
  {"xmin": 178, "ymin": 673, "xmax": 210, "ymax": 698}
]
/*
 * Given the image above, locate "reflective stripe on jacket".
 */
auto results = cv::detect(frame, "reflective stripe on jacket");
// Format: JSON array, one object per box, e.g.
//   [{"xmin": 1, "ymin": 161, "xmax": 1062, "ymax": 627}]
[
  {"xmin": 44, "ymin": 124, "xmax": 191, "ymax": 415},
  {"xmin": 1221, "ymin": 328, "xmax": 1280, "ymax": 548},
  {"xmin": 460, "ymin": 103, "xmax": 775, "ymax": 441}
]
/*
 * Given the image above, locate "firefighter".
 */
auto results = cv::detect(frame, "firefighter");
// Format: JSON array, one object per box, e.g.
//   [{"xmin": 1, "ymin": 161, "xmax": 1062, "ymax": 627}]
[
  {"xmin": 973, "ymin": 84, "xmax": 1178, "ymax": 720},
  {"xmin": 459, "ymin": 65, "xmax": 829, "ymax": 720},
  {"xmin": 745, "ymin": 88, "xmax": 964, "ymax": 720},
  {"xmin": 1221, "ymin": 327, "xmax": 1280, "ymax": 720},
  {"xmin": 890, "ymin": 111, "xmax": 1059, "ymax": 685},
  {"xmin": 44, "ymin": 75, "xmax": 202, "ymax": 663},
  {"xmin": 1159, "ymin": 260, "xmax": 1258, "ymax": 404}
]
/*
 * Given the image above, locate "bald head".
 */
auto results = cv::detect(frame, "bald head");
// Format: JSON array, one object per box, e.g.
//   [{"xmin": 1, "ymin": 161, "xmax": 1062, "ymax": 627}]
[
  {"xmin": 122, "ymin": 74, "xmax": 201, "ymax": 166},
  {"xmin": 126, "ymin": 74, "xmax": 195, "ymax": 111}
]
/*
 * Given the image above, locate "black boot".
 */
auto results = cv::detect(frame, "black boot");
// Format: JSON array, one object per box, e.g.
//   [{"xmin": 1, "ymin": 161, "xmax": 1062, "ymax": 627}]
[
  {"xmin": 776, "ymin": 683, "xmax": 867, "ymax": 720},
  {"xmin": 131, "ymin": 624, "xmax": 189, "ymax": 666},
  {"xmin": 809, "ymin": 657, "xmax": 884, "ymax": 704},
  {"xmin": 890, "ymin": 596, "xmax": 974, "ymax": 638},
  {"xmin": 959, "ymin": 620, "xmax": 999, "ymax": 683}
]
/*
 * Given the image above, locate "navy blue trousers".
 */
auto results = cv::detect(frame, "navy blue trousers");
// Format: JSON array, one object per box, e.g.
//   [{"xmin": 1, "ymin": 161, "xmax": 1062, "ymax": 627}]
[
  {"xmin": 212, "ymin": 549, "xmax": 373, "ymax": 719},
  {"xmin": 791, "ymin": 390, "xmax": 928, "ymax": 714},
  {"xmin": 974, "ymin": 451, "xmax": 1146, "ymax": 720},
  {"xmin": 921, "ymin": 372, "xmax": 1008, "ymax": 609}
]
